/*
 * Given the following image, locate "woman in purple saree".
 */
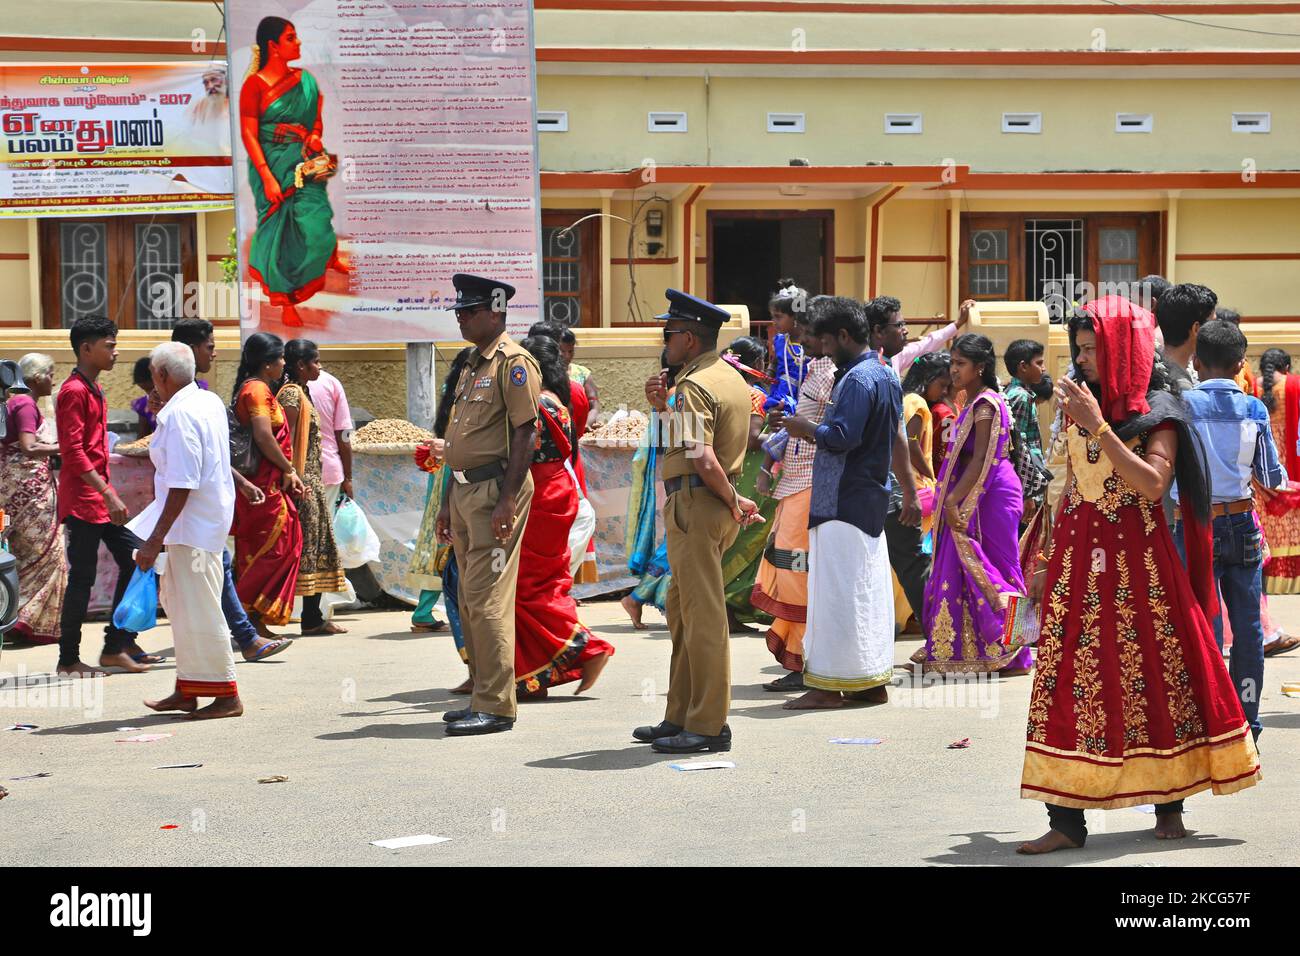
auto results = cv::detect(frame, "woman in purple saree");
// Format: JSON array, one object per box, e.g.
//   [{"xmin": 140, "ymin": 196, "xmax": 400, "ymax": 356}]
[{"xmin": 912, "ymin": 334, "xmax": 1032, "ymax": 675}]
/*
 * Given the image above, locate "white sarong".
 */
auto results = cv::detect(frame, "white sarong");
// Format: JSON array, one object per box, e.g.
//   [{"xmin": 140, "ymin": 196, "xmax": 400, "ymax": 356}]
[
  {"xmin": 802, "ymin": 520, "xmax": 894, "ymax": 692},
  {"xmin": 160, "ymin": 546, "xmax": 238, "ymax": 698}
]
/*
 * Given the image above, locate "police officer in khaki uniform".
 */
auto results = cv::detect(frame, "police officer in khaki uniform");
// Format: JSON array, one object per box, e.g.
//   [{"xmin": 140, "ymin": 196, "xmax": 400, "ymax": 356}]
[
  {"xmin": 633, "ymin": 290, "xmax": 764, "ymax": 753},
  {"xmin": 436, "ymin": 274, "xmax": 541, "ymax": 736}
]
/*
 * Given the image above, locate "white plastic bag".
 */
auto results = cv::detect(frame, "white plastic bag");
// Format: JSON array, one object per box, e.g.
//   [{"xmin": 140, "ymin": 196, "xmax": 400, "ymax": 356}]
[{"xmin": 333, "ymin": 494, "xmax": 381, "ymax": 569}]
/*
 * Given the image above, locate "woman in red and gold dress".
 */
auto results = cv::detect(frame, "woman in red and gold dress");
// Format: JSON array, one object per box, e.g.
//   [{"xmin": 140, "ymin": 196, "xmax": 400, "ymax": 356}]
[
  {"xmin": 512, "ymin": 336, "xmax": 614, "ymax": 697},
  {"xmin": 1018, "ymin": 296, "xmax": 1260, "ymax": 855}
]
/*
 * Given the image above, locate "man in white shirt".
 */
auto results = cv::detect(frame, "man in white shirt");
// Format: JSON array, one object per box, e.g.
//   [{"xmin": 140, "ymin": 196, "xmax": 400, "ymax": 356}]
[{"xmin": 130, "ymin": 342, "xmax": 242, "ymax": 720}]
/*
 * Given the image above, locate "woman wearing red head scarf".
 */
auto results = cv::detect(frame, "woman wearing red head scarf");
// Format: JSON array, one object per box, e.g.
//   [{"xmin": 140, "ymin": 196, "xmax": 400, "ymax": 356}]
[{"xmin": 1017, "ymin": 295, "xmax": 1260, "ymax": 855}]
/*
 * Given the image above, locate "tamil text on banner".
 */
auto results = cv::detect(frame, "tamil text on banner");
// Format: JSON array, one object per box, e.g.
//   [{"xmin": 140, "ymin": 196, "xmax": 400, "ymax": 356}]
[
  {"xmin": 224, "ymin": 3, "xmax": 542, "ymax": 343},
  {"xmin": 0, "ymin": 63, "xmax": 233, "ymax": 218}
]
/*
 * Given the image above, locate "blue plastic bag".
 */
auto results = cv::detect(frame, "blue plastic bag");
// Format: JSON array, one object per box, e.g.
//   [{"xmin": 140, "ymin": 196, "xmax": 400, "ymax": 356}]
[
  {"xmin": 112, "ymin": 566, "xmax": 158, "ymax": 633},
  {"xmin": 332, "ymin": 494, "xmax": 380, "ymax": 569}
]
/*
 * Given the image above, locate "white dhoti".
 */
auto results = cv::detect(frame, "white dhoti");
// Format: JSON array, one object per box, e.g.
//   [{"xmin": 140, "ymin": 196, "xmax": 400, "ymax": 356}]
[
  {"xmin": 802, "ymin": 520, "xmax": 894, "ymax": 692},
  {"xmin": 160, "ymin": 546, "xmax": 238, "ymax": 698}
]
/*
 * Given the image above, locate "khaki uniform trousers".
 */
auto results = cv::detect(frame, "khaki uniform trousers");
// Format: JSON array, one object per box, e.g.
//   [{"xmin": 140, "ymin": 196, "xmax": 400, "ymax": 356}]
[
  {"xmin": 449, "ymin": 472, "xmax": 534, "ymax": 719},
  {"xmin": 663, "ymin": 486, "xmax": 740, "ymax": 736}
]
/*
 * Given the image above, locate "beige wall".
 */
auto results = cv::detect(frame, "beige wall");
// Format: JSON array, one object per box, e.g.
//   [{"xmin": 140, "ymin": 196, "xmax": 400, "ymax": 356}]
[{"xmin": 538, "ymin": 77, "xmax": 1300, "ymax": 175}]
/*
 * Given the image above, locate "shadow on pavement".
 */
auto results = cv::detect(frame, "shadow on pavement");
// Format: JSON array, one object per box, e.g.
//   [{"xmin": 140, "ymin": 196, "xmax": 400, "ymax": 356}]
[
  {"xmin": 1259, "ymin": 710, "xmax": 1300, "ymax": 729},
  {"xmin": 31, "ymin": 713, "xmax": 187, "ymax": 736},
  {"xmin": 925, "ymin": 828, "xmax": 1245, "ymax": 866},
  {"xmin": 318, "ymin": 722, "xmax": 448, "ymax": 741},
  {"xmin": 526, "ymin": 747, "xmax": 679, "ymax": 771}
]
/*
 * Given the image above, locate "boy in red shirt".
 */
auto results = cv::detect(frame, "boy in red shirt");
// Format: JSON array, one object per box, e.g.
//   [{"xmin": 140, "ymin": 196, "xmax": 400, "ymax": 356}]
[{"xmin": 56, "ymin": 316, "xmax": 151, "ymax": 676}]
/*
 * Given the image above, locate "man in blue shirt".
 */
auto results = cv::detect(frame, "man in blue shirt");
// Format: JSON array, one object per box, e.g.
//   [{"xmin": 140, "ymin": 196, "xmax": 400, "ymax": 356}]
[
  {"xmin": 1173, "ymin": 320, "xmax": 1286, "ymax": 742},
  {"xmin": 778, "ymin": 296, "xmax": 902, "ymax": 710}
]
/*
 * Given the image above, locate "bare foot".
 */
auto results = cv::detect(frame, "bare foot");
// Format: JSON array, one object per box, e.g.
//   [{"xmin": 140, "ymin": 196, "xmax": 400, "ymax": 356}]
[
  {"xmin": 145, "ymin": 692, "xmax": 197, "ymax": 714},
  {"xmin": 1017, "ymin": 829, "xmax": 1081, "ymax": 855},
  {"xmin": 302, "ymin": 622, "xmax": 348, "ymax": 636},
  {"xmin": 844, "ymin": 685, "xmax": 888, "ymax": 704},
  {"xmin": 998, "ymin": 667, "xmax": 1032, "ymax": 677},
  {"xmin": 576, "ymin": 651, "xmax": 610, "ymax": 694},
  {"xmin": 99, "ymin": 651, "xmax": 150, "ymax": 673},
  {"xmin": 281, "ymin": 304, "xmax": 303, "ymax": 327},
  {"xmin": 621, "ymin": 595, "xmax": 646, "ymax": 630},
  {"xmin": 783, "ymin": 689, "xmax": 845, "ymax": 710},
  {"xmin": 253, "ymin": 619, "xmax": 280, "ymax": 641},
  {"xmin": 1154, "ymin": 811, "xmax": 1187, "ymax": 840},
  {"xmin": 186, "ymin": 696, "xmax": 244, "ymax": 720},
  {"xmin": 451, "ymin": 676, "xmax": 473, "ymax": 695},
  {"xmin": 56, "ymin": 661, "xmax": 106, "ymax": 678}
]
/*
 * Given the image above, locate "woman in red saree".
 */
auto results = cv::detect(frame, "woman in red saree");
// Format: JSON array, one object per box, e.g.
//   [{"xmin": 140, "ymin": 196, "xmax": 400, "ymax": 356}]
[
  {"xmin": 239, "ymin": 17, "xmax": 347, "ymax": 327},
  {"xmin": 1017, "ymin": 297, "xmax": 1260, "ymax": 855},
  {"xmin": 231, "ymin": 332, "xmax": 305, "ymax": 635},
  {"xmin": 1250, "ymin": 349, "xmax": 1300, "ymax": 654},
  {"xmin": 514, "ymin": 337, "xmax": 613, "ymax": 697}
]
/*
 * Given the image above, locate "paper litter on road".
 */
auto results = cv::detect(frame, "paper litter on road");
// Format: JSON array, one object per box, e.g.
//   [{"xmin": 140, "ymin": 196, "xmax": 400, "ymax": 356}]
[
  {"xmin": 4, "ymin": 723, "xmax": 37, "ymax": 731},
  {"xmin": 829, "ymin": 737, "xmax": 883, "ymax": 745},
  {"xmin": 669, "ymin": 760, "xmax": 735, "ymax": 771},
  {"xmin": 115, "ymin": 726, "xmax": 142, "ymax": 732},
  {"xmin": 947, "ymin": 737, "xmax": 972, "ymax": 749},
  {"xmin": 257, "ymin": 775, "xmax": 289, "ymax": 784},
  {"xmin": 117, "ymin": 733, "xmax": 173, "ymax": 743},
  {"xmin": 370, "ymin": 834, "xmax": 451, "ymax": 849},
  {"xmin": 8, "ymin": 772, "xmax": 51, "ymax": 780},
  {"xmin": 154, "ymin": 763, "xmax": 203, "ymax": 769},
  {"xmin": 1282, "ymin": 681, "xmax": 1300, "ymax": 698}
]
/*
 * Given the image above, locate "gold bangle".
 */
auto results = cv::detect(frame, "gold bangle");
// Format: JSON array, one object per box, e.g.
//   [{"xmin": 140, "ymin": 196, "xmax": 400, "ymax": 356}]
[{"xmin": 1094, "ymin": 421, "xmax": 1112, "ymax": 438}]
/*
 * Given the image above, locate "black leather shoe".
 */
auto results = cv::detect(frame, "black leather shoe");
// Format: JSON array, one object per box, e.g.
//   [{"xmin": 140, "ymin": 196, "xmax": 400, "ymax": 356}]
[
  {"xmin": 445, "ymin": 712, "xmax": 515, "ymax": 736},
  {"xmin": 442, "ymin": 707, "xmax": 472, "ymax": 723},
  {"xmin": 632, "ymin": 720, "xmax": 682, "ymax": 743},
  {"xmin": 651, "ymin": 724, "xmax": 732, "ymax": 754}
]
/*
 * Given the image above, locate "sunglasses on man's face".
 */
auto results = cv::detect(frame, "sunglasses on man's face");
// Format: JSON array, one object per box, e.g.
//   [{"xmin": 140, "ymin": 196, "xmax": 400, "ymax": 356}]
[{"xmin": 663, "ymin": 327, "xmax": 694, "ymax": 343}]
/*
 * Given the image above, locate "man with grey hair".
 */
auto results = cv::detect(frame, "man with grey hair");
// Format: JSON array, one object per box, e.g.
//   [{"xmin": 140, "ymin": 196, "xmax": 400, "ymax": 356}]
[{"xmin": 128, "ymin": 342, "xmax": 242, "ymax": 718}]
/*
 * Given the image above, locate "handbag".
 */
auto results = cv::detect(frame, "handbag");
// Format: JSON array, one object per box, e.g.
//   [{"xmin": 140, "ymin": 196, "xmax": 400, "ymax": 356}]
[
  {"xmin": 228, "ymin": 404, "xmax": 262, "ymax": 478},
  {"xmin": 294, "ymin": 150, "xmax": 338, "ymax": 189}
]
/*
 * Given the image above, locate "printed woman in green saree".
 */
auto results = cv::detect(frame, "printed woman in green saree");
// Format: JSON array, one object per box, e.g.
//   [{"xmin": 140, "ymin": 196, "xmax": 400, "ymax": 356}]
[{"xmin": 238, "ymin": 17, "xmax": 346, "ymax": 327}]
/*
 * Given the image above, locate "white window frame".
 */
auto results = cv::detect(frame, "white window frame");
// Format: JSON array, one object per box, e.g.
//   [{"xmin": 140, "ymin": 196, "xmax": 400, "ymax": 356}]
[
  {"xmin": 1115, "ymin": 113, "xmax": 1153, "ymax": 133},
  {"xmin": 1001, "ymin": 112, "xmax": 1042, "ymax": 134},
  {"xmin": 884, "ymin": 113, "xmax": 923, "ymax": 135},
  {"xmin": 647, "ymin": 111, "xmax": 688, "ymax": 133},
  {"xmin": 536, "ymin": 111, "xmax": 569, "ymax": 132},
  {"xmin": 1231, "ymin": 112, "xmax": 1271, "ymax": 133},
  {"xmin": 766, "ymin": 112, "xmax": 805, "ymax": 133}
]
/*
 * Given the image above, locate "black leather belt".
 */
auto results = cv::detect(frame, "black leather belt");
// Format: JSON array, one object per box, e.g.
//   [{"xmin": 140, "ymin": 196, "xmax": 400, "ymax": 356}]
[
  {"xmin": 663, "ymin": 474, "xmax": 738, "ymax": 496},
  {"xmin": 451, "ymin": 460, "xmax": 506, "ymax": 484}
]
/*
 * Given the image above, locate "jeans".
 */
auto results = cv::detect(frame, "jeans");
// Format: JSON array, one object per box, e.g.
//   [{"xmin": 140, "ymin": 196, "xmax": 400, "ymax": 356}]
[
  {"xmin": 1048, "ymin": 801, "xmax": 1184, "ymax": 846},
  {"xmin": 58, "ymin": 516, "xmax": 142, "ymax": 667},
  {"xmin": 884, "ymin": 507, "xmax": 931, "ymax": 628},
  {"xmin": 1173, "ymin": 512, "xmax": 1266, "ymax": 740},
  {"xmin": 221, "ymin": 549, "xmax": 259, "ymax": 650}
]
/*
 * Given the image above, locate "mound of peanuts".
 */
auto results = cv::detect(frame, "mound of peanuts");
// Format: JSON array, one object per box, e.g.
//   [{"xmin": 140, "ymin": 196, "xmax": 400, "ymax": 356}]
[
  {"xmin": 352, "ymin": 418, "xmax": 435, "ymax": 446},
  {"xmin": 114, "ymin": 433, "xmax": 154, "ymax": 456},
  {"xmin": 580, "ymin": 410, "xmax": 648, "ymax": 446}
]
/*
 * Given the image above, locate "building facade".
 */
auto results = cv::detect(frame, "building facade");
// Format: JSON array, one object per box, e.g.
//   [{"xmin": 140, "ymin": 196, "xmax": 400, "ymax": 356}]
[{"xmin": 2, "ymin": 0, "xmax": 1299, "ymax": 413}]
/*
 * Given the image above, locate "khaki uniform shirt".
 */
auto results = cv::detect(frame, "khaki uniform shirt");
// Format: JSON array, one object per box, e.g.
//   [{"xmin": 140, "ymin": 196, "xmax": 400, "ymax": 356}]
[
  {"xmin": 661, "ymin": 350, "xmax": 750, "ymax": 481},
  {"xmin": 443, "ymin": 330, "xmax": 541, "ymax": 471}
]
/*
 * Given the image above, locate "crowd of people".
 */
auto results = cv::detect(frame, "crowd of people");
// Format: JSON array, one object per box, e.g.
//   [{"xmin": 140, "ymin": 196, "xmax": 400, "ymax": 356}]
[{"xmin": 1, "ymin": 269, "xmax": 1292, "ymax": 849}]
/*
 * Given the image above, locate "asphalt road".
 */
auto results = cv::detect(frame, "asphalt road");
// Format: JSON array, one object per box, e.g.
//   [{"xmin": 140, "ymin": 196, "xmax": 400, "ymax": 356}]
[{"xmin": 2, "ymin": 595, "xmax": 1295, "ymax": 866}]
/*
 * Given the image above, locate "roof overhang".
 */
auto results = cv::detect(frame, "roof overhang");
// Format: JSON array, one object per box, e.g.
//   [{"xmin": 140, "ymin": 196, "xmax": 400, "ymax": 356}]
[{"xmin": 541, "ymin": 164, "xmax": 967, "ymax": 190}]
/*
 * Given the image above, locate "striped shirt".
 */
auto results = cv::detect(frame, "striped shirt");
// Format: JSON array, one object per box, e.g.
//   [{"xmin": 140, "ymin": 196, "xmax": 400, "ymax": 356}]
[{"xmin": 774, "ymin": 356, "xmax": 836, "ymax": 499}]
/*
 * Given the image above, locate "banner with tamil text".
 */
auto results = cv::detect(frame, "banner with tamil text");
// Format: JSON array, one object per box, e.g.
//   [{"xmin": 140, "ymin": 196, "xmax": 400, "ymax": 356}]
[{"xmin": 0, "ymin": 63, "xmax": 233, "ymax": 218}]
